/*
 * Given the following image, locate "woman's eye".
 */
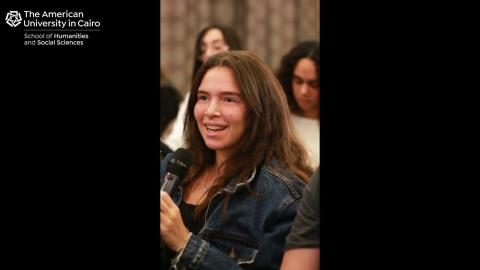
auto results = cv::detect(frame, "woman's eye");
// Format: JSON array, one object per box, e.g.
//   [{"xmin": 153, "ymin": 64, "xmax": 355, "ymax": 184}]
[
  {"xmin": 309, "ymin": 82, "xmax": 319, "ymax": 89},
  {"xmin": 198, "ymin": 95, "xmax": 208, "ymax": 101},
  {"xmin": 293, "ymin": 78, "xmax": 303, "ymax": 85},
  {"xmin": 224, "ymin": 97, "xmax": 234, "ymax": 102}
]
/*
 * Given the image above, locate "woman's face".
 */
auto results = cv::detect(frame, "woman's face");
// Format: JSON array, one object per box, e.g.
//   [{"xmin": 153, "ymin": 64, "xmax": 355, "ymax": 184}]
[
  {"xmin": 292, "ymin": 58, "xmax": 319, "ymax": 118},
  {"xmin": 194, "ymin": 67, "xmax": 247, "ymax": 158},
  {"xmin": 199, "ymin": 28, "xmax": 230, "ymax": 63}
]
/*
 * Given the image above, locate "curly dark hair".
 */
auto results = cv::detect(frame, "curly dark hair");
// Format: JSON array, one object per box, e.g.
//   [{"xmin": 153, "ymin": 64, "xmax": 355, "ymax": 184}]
[
  {"xmin": 191, "ymin": 24, "xmax": 243, "ymax": 83},
  {"xmin": 276, "ymin": 41, "xmax": 319, "ymax": 114}
]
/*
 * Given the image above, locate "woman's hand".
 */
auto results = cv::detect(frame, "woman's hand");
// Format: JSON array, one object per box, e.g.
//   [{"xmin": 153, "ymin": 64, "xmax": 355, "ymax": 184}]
[{"xmin": 160, "ymin": 191, "xmax": 190, "ymax": 252}]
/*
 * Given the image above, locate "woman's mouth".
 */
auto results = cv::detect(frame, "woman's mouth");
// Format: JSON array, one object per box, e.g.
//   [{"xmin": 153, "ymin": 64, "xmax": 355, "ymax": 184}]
[{"xmin": 206, "ymin": 124, "xmax": 227, "ymax": 132}]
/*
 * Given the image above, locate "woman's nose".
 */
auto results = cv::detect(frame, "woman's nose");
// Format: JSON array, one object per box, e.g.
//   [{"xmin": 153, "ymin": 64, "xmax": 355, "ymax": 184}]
[
  {"xmin": 204, "ymin": 100, "xmax": 219, "ymax": 117},
  {"xmin": 300, "ymin": 83, "xmax": 309, "ymax": 95},
  {"xmin": 202, "ymin": 47, "xmax": 219, "ymax": 62}
]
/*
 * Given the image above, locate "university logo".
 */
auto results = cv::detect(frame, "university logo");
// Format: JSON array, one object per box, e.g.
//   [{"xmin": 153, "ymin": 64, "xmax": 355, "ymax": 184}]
[{"xmin": 5, "ymin": 11, "xmax": 22, "ymax": 27}]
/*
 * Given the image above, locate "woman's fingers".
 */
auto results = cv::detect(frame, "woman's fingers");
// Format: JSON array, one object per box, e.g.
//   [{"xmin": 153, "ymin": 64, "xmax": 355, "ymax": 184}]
[{"xmin": 160, "ymin": 191, "xmax": 174, "ymax": 208}]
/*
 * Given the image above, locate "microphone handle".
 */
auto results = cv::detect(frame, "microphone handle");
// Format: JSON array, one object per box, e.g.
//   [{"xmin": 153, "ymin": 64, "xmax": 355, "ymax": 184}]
[{"xmin": 160, "ymin": 172, "xmax": 181, "ymax": 196}]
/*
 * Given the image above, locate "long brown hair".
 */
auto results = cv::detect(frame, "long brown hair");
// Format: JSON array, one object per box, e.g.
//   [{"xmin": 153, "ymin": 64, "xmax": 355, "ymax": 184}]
[{"xmin": 184, "ymin": 51, "xmax": 313, "ymax": 217}]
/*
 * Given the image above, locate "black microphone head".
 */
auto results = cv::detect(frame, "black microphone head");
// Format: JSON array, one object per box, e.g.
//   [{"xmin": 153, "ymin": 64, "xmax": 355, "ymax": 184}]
[{"xmin": 165, "ymin": 148, "xmax": 193, "ymax": 179}]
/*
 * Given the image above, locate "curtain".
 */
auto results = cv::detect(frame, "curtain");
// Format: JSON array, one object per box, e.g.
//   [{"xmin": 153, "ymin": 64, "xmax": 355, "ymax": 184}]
[{"xmin": 161, "ymin": 0, "xmax": 320, "ymax": 95}]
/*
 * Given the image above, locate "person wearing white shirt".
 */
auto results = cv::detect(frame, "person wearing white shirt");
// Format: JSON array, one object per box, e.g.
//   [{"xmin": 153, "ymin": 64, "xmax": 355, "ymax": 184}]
[{"xmin": 276, "ymin": 41, "xmax": 320, "ymax": 169}]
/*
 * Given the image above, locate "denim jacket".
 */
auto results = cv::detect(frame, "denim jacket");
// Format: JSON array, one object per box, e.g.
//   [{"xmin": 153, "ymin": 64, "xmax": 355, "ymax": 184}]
[{"xmin": 160, "ymin": 153, "xmax": 306, "ymax": 270}]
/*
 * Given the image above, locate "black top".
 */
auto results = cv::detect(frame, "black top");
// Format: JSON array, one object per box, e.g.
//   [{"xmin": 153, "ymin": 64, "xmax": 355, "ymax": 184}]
[
  {"xmin": 162, "ymin": 200, "xmax": 205, "ymax": 268},
  {"xmin": 178, "ymin": 201, "xmax": 205, "ymax": 235}
]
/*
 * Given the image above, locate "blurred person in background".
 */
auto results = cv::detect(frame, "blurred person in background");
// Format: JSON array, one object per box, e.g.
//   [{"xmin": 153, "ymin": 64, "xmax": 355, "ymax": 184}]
[
  {"xmin": 276, "ymin": 41, "xmax": 320, "ymax": 168},
  {"xmin": 162, "ymin": 24, "xmax": 243, "ymax": 152}
]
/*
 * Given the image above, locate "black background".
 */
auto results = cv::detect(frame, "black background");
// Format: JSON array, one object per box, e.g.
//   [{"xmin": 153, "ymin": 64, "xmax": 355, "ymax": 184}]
[
  {"xmin": 319, "ymin": 1, "xmax": 464, "ymax": 268},
  {"xmin": 2, "ymin": 1, "xmax": 462, "ymax": 269},
  {"xmin": 3, "ymin": 2, "xmax": 160, "ymax": 268}
]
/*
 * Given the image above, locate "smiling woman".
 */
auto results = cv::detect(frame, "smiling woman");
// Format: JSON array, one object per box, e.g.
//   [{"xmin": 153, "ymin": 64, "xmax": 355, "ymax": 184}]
[
  {"xmin": 161, "ymin": 24, "xmax": 242, "ymax": 152},
  {"xmin": 160, "ymin": 51, "xmax": 314, "ymax": 269},
  {"xmin": 194, "ymin": 67, "xmax": 247, "ymax": 162}
]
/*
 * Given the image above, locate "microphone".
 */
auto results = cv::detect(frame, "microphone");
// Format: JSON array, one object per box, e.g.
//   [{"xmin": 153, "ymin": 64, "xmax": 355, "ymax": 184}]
[{"xmin": 160, "ymin": 148, "xmax": 193, "ymax": 196}]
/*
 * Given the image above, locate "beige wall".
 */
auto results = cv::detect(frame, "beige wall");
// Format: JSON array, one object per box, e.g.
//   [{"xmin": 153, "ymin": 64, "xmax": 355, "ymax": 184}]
[{"xmin": 161, "ymin": 0, "xmax": 320, "ymax": 95}]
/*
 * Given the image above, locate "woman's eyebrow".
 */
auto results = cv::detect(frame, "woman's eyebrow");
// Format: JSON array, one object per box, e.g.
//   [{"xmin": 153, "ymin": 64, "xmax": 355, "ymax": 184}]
[
  {"xmin": 211, "ymin": 39, "xmax": 224, "ymax": 45},
  {"xmin": 197, "ymin": 90, "xmax": 240, "ymax": 96},
  {"xmin": 221, "ymin": 91, "xmax": 241, "ymax": 96},
  {"xmin": 201, "ymin": 39, "xmax": 224, "ymax": 46},
  {"xmin": 293, "ymin": 74, "xmax": 318, "ymax": 83}
]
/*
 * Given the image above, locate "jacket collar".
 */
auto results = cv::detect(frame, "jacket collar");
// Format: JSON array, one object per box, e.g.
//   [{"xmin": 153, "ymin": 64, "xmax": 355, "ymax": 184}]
[{"xmin": 222, "ymin": 167, "xmax": 257, "ymax": 194}]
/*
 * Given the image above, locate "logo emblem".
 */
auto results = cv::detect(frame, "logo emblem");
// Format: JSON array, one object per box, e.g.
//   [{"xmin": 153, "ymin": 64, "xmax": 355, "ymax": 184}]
[{"xmin": 6, "ymin": 11, "xmax": 22, "ymax": 27}]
